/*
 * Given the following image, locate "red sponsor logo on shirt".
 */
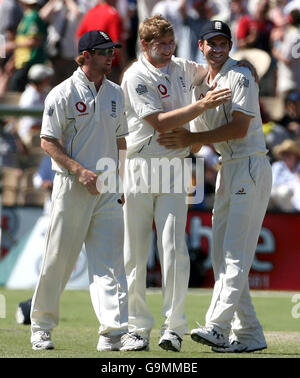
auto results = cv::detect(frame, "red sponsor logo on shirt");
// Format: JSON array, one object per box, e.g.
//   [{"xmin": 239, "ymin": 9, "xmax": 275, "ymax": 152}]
[
  {"xmin": 75, "ymin": 101, "xmax": 87, "ymax": 113},
  {"xmin": 198, "ymin": 93, "xmax": 205, "ymax": 100},
  {"xmin": 158, "ymin": 84, "xmax": 170, "ymax": 98}
]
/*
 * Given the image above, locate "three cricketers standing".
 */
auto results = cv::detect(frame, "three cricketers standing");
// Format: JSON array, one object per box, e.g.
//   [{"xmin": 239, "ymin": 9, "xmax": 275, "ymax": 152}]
[{"xmin": 30, "ymin": 18, "xmax": 270, "ymax": 354}]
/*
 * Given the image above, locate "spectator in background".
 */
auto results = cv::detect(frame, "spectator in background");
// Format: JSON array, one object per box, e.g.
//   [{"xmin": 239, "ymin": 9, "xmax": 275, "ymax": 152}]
[
  {"xmin": 151, "ymin": 0, "xmax": 185, "ymax": 46},
  {"xmin": 76, "ymin": 0, "xmax": 127, "ymax": 84},
  {"xmin": 278, "ymin": 90, "xmax": 300, "ymax": 138},
  {"xmin": 18, "ymin": 64, "xmax": 54, "ymax": 146},
  {"xmin": 0, "ymin": 118, "xmax": 27, "ymax": 169},
  {"xmin": 5, "ymin": 0, "xmax": 47, "ymax": 92},
  {"xmin": 260, "ymin": 99, "xmax": 291, "ymax": 152},
  {"xmin": 236, "ymin": 0, "xmax": 274, "ymax": 53},
  {"xmin": 271, "ymin": 139, "xmax": 300, "ymax": 211},
  {"xmin": 0, "ymin": 117, "xmax": 28, "ymax": 207},
  {"xmin": 191, "ymin": 145, "xmax": 219, "ymax": 210},
  {"xmin": 0, "ymin": 0, "xmax": 23, "ymax": 96},
  {"xmin": 179, "ymin": 0, "xmax": 216, "ymax": 63},
  {"xmin": 120, "ymin": 0, "xmax": 138, "ymax": 60},
  {"xmin": 0, "ymin": 0, "xmax": 23, "ymax": 36},
  {"xmin": 283, "ymin": 0, "xmax": 300, "ymax": 15},
  {"xmin": 269, "ymin": 0, "xmax": 288, "ymax": 34},
  {"xmin": 0, "ymin": 32, "xmax": 15, "ymax": 97},
  {"xmin": 272, "ymin": 9, "xmax": 300, "ymax": 97},
  {"xmin": 33, "ymin": 154, "xmax": 55, "ymax": 215},
  {"xmin": 211, "ymin": 0, "xmax": 231, "ymax": 21},
  {"xmin": 136, "ymin": 0, "xmax": 160, "ymax": 22},
  {"xmin": 39, "ymin": 0, "xmax": 89, "ymax": 86},
  {"xmin": 226, "ymin": 0, "xmax": 249, "ymax": 53}
]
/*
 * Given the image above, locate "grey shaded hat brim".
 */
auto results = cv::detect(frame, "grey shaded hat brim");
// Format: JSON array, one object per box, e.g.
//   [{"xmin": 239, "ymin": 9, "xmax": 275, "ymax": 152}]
[
  {"xmin": 87, "ymin": 42, "xmax": 122, "ymax": 51},
  {"xmin": 202, "ymin": 32, "xmax": 231, "ymax": 41},
  {"xmin": 79, "ymin": 41, "xmax": 122, "ymax": 53}
]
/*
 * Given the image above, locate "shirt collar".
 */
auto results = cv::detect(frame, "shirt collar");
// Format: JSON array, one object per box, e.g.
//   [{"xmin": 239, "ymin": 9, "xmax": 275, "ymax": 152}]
[
  {"xmin": 73, "ymin": 67, "xmax": 107, "ymax": 92},
  {"xmin": 209, "ymin": 57, "xmax": 238, "ymax": 86},
  {"xmin": 140, "ymin": 53, "xmax": 175, "ymax": 78}
]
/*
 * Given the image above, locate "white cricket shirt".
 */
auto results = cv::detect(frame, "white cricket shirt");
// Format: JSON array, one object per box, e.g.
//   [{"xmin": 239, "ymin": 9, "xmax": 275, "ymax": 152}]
[
  {"xmin": 121, "ymin": 54, "xmax": 207, "ymax": 158},
  {"xmin": 41, "ymin": 67, "xmax": 128, "ymax": 173},
  {"xmin": 191, "ymin": 57, "xmax": 268, "ymax": 162}
]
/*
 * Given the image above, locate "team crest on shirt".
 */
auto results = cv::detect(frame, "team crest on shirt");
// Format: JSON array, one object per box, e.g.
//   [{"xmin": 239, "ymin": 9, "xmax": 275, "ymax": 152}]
[
  {"xmin": 47, "ymin": 106, "xmax": 54, "ymax": 116},
  {"xmin": 238, "ymin": 76, "xmax": 249, "ymax": 88},
  {"xmin": 136, "ymin": 84, "xmax": 148, "ymax": 95},
  {"xmin": 179, "ymin": 76, "xmax": 187, "ymax": 93},
  {"xmin": 215, "ymin": 21, "xmax": 222, "ymax": 30},
  {"xmin": 99, "ymin": 31, "xmax": 110, "ymax": 40},
  {"xmin": 110, "ymin": 100, "xmax": 117, "ymax": 118}
]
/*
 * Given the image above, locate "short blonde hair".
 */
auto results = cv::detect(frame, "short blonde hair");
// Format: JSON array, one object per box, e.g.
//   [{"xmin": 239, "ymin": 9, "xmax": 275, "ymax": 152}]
[{"xmin": 139, "ymin": 15, "xmax": 174, "ymax": 43}]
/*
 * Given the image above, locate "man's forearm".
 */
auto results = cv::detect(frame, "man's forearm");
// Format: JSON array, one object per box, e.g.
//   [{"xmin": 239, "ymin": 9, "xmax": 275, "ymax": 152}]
[
  {"xmin": 144, "ymin": 87, "xmax": 232, "ymax": 133},
  {"xmin": 158, "ymin": 110, "xmax": 252, "ymax": 149},
  {"xmin": 191, "ymin": 120, "xmax": 248, "ymax": 145},
  {"xmin": 117, "ymin": 137, "xmax": 127, "ymax": 180},
  {"xmin": 151, "ymin": 101, "xmax": 207, "ymax": 133},
  {"xmin": 41, "ymin": 137, "xmax": 84, "ymax": 175}
]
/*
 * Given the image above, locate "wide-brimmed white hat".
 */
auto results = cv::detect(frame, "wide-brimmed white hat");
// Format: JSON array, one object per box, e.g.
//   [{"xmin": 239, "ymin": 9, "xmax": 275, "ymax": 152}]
[
  {"xmin": 273, "ymin": 139, "xmax": 300, "ymax": 159},
  {"xmin": 232, "ymin": 48, "xmax": 271, "ymax": 79},
  {"xmin": 19, "ymin": 0, "xmax": 39, "ymax": 5},
  {"xmin": 28, "ymin": 64, "xmax": 54, "ymax": 82}
]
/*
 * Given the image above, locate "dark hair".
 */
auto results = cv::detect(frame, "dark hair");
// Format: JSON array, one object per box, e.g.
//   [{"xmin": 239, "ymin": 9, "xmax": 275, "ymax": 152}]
[{"xmin": 290, "ymin": 9, "xmax": 300, "ymax": 26}]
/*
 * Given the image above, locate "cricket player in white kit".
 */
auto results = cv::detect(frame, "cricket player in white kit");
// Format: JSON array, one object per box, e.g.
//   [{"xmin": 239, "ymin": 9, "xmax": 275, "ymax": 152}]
[
  {"xmin": 121, "ymin": 15, "xmax": 233, "ymax": 352},
  {"xmin": 30, "ymin": 30, "xmax": 147, "ymax": 352},
  {"xmin": 158, "ymin": 20, "xmax": 272, "ymax": 353}
]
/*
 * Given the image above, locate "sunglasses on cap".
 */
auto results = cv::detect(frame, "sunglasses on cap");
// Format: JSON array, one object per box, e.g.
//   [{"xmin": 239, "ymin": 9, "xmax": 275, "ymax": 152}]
[{"xmin": 89, "ymin": 48, "xmax": 115, "ymax": 56}]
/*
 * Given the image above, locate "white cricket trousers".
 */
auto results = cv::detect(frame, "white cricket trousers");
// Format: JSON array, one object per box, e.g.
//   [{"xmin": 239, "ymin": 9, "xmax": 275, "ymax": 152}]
[
  {"xmin": 123, "ymin": 156, "xmax": 190, "ymax": 339},
  {"xmin": 205, "ymin": 154, "xmax": 272, "ymax": 341},
  {"xmin": 31, "ymin": 173, "xmax": 128, "ymax": 336}
]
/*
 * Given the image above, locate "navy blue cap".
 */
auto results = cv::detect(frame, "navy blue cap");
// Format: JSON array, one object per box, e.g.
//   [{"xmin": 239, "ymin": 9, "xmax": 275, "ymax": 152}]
[
  {"xmin": 200, "ymin": 20, "xmax": 232, "ymax": 41},
  {"xmin": 78, "ymin": 30, "xmax": 122, "ymax": 53}
]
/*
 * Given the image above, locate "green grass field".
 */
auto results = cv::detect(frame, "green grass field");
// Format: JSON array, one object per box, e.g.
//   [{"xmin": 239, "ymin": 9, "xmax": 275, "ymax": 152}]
[{"xmin": 0, "ymin": 288, "xmax": 300, "ymax": 359}]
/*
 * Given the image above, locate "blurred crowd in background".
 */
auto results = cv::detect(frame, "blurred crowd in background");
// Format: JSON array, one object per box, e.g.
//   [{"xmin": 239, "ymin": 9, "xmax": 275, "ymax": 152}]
[{"xmin": 0, "ymin": 0, "xmax": 300, "ymax": 213}]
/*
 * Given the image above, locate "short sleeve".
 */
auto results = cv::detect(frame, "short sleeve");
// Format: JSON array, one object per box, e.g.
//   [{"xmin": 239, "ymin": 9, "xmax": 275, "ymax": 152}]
[
  {"xmin": 40, "ymin": 94, "xmax": 65, "ymax": 140},
  {"xmin": 116, "ymin": 111, "xmax": 129, "ymax": 138},
  {"xmin": 231, "ymin": 72, "xmax": 257, "ymax": 118}
]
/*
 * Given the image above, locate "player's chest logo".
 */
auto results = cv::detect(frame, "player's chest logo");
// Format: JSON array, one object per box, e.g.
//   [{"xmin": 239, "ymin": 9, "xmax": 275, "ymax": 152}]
[
  {"xmin": 75, "ymin": 101, "xmax": 89, "ymax": 116},
  {"xmin": 110, "ymin": 100, "xmax": 117, "ymax": 118},
  {"xmin": 179, "ymin": 76, "xmax": 187, "ymax": 93},
  {"xmin": 157, "ymin": 84, "xmax": 170, "ymax": 99}
]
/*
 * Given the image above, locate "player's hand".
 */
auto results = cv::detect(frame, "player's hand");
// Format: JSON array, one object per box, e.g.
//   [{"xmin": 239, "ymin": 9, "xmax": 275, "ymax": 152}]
[
  {"xmin": 77, "ymin": 168, "xmax": 99, "ymax": 195},
  {"xmin": 157, "ymin": 128, "xmax": 194, "ymax": 149},
  {"xmin": 200, "ymin": 84, "xmax": 232, "ymax": 110}
]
